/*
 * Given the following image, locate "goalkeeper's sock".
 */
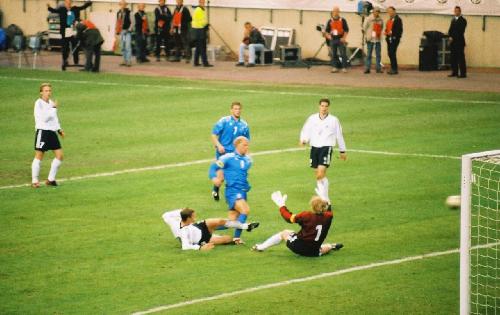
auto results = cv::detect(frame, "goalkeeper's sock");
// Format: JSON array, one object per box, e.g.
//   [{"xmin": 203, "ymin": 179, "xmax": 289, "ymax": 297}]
[
  {"xmin": 31, "ymin": 158, "xmax": 41, "ymax": 183},
  {"xmin": 213, "ymin": 185, "xmax": 220, "ymax": 193},
  {"xmin": 256, "ymin": 232, "xmax": 282, "ymax": 250},
  {"xmin": 233, "ymin": 213, "xmax": 247, "ymax": 238}
]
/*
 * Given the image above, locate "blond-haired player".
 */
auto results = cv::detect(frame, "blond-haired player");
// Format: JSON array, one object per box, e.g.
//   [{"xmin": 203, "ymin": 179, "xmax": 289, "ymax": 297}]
[{"xmin": 31, "ymin": 83, "xmax": 65, "ymax": 187}]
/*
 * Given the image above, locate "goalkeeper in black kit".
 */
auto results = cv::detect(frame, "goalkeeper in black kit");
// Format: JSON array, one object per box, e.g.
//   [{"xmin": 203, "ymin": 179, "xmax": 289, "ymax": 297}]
[{"xmin": 252, "ymin": 186, "xmax": 343, "ymax": 257}]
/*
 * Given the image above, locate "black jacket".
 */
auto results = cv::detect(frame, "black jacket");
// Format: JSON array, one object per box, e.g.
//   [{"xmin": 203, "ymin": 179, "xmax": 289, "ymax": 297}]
[
  {"xmin": 448, "ymin": 16, "xmax": 467, "ymax": 47},
  {"xmin": 387, "ymin": 15, "xmax": 403, "ymax": 40},
  {"xmin": 135, "ymin": 11, "xmax": 149, "ymax": 35},
  {"xmin": 48, "ymin": 1, "xmax": 92, "ymax": 37},
  {"xmin": 248, "ymin": 28, "xmax": 265, "ymax": 45},
  {"xmin": 116, "ymin": 8, "xmax": 132, "ymax": 32},
  {"xmin": 76, "ymin": 23, "xmax": 104, "ymax": 48},
  {"xmin": 154, "ymin": 5, "xmax": 172, "ymax": 33},
  {"xmin": 172, "ymin": 5, "xmax": 192, "ymax": 32}
]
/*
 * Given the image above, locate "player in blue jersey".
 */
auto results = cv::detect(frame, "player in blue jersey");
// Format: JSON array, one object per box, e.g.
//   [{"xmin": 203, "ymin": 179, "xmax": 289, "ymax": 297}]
[
  {"xmin": 209, "ymin": 136, "xmax": 252, "ymax": 244},
  {"xmin": 210, "ymin": 101, "xmax": 250, "ymax": 201}
]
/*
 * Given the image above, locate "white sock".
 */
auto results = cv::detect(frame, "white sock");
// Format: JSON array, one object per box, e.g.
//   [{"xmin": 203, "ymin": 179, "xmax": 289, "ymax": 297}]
[
  {"xmin": 224, "ymin": 220, "xmax": 248, "ymax": 230},
  {"xmin": 257, "ymin": 232, "xmax": 282, "ymax": 251},
  {"xmin": 31, "ymin": 158, "xmax": 41, "ymax": 183},
  {"xmin": 322, "ymin": 177, "xmax": 330, "ymax": 201},
  {"xmin": 48, "ymin": 158, "xmax": 62, "ymax": 181}
]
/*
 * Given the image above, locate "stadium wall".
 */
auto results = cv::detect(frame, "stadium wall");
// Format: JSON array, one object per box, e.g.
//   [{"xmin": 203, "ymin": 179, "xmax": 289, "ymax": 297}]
[{"xmin": 1, "ymin": 0, "xmax": 499, "ymax": 68}]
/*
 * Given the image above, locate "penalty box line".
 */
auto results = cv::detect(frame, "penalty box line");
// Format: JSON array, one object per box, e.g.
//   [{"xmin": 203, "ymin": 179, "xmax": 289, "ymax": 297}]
[
  {"xmin": 0, "ymin": 75, "xmax": 499, "ymax": 105},
  {"xmin": 0, "ymin": 147, "xmax": 459, "ymax": 190},
  {"xmin": 132, "ymin": 242, "xmax": 500, "ymax": 315}
]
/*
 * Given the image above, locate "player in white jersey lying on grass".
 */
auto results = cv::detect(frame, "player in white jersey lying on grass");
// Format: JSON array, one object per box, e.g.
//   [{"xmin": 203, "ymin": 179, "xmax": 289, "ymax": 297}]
[{"xmin": 162, "ymin": 208, "xmax": 259, "ymax": 251}]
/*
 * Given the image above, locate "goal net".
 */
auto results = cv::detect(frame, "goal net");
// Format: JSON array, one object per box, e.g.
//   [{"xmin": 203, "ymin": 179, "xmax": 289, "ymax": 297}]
[{"xmin": 460, "ymin": 150, "xmax": 500, "ymax": 315}]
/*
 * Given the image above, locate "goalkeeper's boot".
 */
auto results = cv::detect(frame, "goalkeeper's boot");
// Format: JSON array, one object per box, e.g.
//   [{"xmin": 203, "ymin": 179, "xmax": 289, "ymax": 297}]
[
  {"xmin": 45, "ymin": 180, "xmax": 58, "ymax": 187},
  {"xmin": 331, "ymin": 243, "xmax": 343, "ymax": 251},
  {"xmin": 212, "ymin": 190, "xmax": 220, "ymax": 201},
  {"xmin": 246, "ymin": 222, "xmax": 260, "ymax": 232}
]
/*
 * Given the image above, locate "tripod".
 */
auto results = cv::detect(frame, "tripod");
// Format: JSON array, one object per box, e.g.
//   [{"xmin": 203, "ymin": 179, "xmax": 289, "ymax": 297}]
[{"xmin": 347, "ymin": 15, "xmax": 365, "ymax": 64}]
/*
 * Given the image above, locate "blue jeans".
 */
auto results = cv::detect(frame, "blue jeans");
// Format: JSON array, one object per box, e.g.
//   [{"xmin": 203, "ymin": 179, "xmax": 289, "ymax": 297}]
[
  {"xmin": 120, "ymin": 31, "xmax": 132, "ymax": 63},
  {"xmin": 365, "ymin": 41, "xmax": 381, "ymax": 71},
  {"xmin": 239, "ymin": 43, "xmax": 265, "ymax": 64}
]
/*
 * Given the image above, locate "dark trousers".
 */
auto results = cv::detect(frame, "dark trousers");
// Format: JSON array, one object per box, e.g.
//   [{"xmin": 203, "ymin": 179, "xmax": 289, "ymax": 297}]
[
  {"xmin": 193, "ymin": 28, "xmax": 208, "ymax": 65},
  {"xmin": 173, "ymin": 28, "xmax": 191, "ymax": 60},
  {"xmin": 387, "ymin": 37, "xmax": 400, "ymax": 72},
  {"xmin": 135, "ymin": 33, "xmax": 148, "ymax": 61},
  {"xmin": 84, "ymin": 44, "xmax": 102, "ymax": 72},
  {"xmin": 62, "ymin": 36, "xmax": 79, "ymax": 65},
  {"xmin": 450, "ymin": 43, "xmax": 466, "ymax": 76},
  {"xmin": 330, "ymin": 39, "xmax": 347, "ymax": 69},
  {"xmin": 155, "ymin": 30, "xmax": 170, "ymax": 58}
]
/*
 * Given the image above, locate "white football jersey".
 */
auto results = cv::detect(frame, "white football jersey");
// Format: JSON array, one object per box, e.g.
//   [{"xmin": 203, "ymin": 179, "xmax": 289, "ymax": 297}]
[
  {"xmin": 300, "ymin": 113, "xmax": 346, "ymax": 151},
  {"xmin": 34, "ymin": 98, "xmax": 61, "ymax": 131}
]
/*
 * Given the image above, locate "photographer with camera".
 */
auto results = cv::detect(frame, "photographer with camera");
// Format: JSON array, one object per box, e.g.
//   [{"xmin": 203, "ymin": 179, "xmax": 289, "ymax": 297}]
[
  {"xmin": 323, "ymin": 6, "xmax": 349, "ymax": 73},
  {"xmin": 363, "ymin": 7, "xmax": 383, "ymax": 74}
]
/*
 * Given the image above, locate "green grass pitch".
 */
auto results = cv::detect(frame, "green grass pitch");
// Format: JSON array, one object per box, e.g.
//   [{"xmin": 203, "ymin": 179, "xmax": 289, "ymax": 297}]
[{"xmin": 0, "ymin": 68, "xmax": 499, "ymax": 314}]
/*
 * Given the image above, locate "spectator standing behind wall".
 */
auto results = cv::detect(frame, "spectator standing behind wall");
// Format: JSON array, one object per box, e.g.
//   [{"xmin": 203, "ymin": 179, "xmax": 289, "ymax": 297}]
[
  {"xmin": 448, "ymin": 6, "xmax": 467, "ymax": 78},
  {"xmin": 170, "ymin": 0, "xmax": 192, "ymax": 63},
  {"xmin": 324, "ymin": 6, "xmax": 349, "ymax": 73},
  {"xmin": 47, "ymin": 0, "xmax": 92, "ymax": 71},
  {"xmin": 363, "ymin": 8, "xmax": 383, "ymax": 74},
  {"xmin": 116, "ymin": 0, "xmax": 132, "ymax": 67},
  {"xmin": 191, "ymin": 0, "xmax": 212, "ymax": 67},
  {"xmin": 134, "ymin": 3, "xmax": 150, "ymax": 63},
  {"xmin": 384, "ymin": 6, "xmax": 403, "ymax": 75},
  {"xmin": 154, "ymin": 0, "xmax": 172, "ymax": 61}
]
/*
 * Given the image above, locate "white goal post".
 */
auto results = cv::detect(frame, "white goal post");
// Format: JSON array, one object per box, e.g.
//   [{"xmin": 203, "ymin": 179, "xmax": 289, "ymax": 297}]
[{"xmin": 460, "ymin": 149, "xmax": 500, "ymax": 315}]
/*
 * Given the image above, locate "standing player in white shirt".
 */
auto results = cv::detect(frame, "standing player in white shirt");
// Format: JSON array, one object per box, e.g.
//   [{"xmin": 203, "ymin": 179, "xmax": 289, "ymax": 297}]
[
  {"xmin": 300, "ymin": 98, "xmax": 346, "ymax": 202},
  {"xmin": 31, "ymin": 83, "xmax": 65, "ymax": 188}
]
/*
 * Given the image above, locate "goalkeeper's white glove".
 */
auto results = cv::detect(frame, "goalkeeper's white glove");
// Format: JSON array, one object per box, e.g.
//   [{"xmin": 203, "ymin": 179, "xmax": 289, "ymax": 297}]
[
  {"xmin": 271, "ymin": 191, "xmax": 287, "ymax": 208},
  {"xmin": 315, "ymin": 186, "xmax": 330, "ymax": 204}
]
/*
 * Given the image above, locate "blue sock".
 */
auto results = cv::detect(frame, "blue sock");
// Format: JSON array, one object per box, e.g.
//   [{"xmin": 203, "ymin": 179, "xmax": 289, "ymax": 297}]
[{"xmin": 234, "ymin": 214, "xmax": 247, "ymax": 238}]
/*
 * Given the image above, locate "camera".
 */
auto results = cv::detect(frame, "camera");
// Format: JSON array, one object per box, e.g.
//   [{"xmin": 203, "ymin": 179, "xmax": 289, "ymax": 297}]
[
  {"xmin": 357, "ymin": 1, "xmax": 373, "ymax": 16},
  {"xmin": 316, "ymin": 24, "xmax": 325, "ymax": 33}
]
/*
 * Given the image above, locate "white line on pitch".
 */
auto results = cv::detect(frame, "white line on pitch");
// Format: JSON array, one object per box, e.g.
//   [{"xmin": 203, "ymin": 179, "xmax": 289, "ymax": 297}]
[
  {"xmin": 0, "ymin": 75, "xmax": 498, "ymax": 105},
  {"xmin": 0, "ymin": 147, "xmax": 459, "ymax": 190},
  {"xmin": 132, "ymin": 241, "xmax": 500, "ymax": 315}
]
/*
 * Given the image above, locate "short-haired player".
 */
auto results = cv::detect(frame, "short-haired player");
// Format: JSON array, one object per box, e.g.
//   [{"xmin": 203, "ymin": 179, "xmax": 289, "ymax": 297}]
[
  {"xmin": 209, "ymin": 136, "xmax": 253, "ymax": 244},
  {"xmin": 31, "ymin": 83, "xmax": 65, "ymax": 188},
  {"xmin": 210, "ymin": 102, "xmax": 250, "ymax": 201},
  {"xmin": 300, "ymin": 98, "xmax": 346, "ymax": 202},
  {"xmin": 162, "ymin": 208, "xmax": 259, "ymax": 251}
]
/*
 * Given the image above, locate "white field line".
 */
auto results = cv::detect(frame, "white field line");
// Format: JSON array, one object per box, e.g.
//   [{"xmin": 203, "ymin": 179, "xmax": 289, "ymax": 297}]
[
  {"xmin": 0, "ymin": 75, "xmax": 498, "ymax": 105},
  {"xmin": 132, "ymin": 241, "xmax": 500, "ymax": 315},
  {"xmin": 0, "ymin": 147, "xmax": 459, "ymax": 191}
]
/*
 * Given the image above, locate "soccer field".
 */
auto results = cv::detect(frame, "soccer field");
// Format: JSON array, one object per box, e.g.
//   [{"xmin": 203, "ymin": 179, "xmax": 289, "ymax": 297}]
[{"xmin": 0, "ymin": 68, "xmax": 499, "ymax": 314}]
